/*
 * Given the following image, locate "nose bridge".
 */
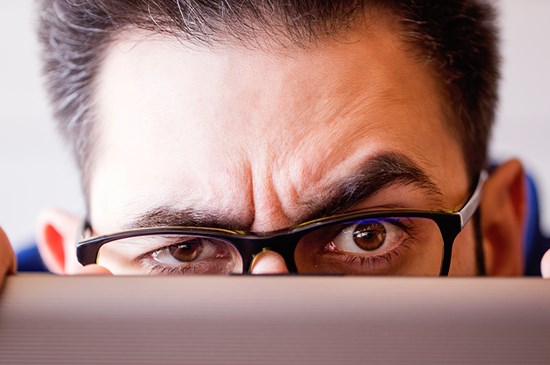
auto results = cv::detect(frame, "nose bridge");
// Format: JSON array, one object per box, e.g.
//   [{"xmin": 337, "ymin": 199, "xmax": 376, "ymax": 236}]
[{"xmin": 245, "ymin": 151, "xmax": 299, "ymax": 234}]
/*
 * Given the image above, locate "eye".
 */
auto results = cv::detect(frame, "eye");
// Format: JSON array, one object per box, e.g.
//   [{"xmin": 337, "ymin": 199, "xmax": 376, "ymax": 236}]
[
  {"xmin": 151, "ymin": 238, "xmax": 217, "ymax": 265},
  {"xmin": 330, "ymin": 220, "xmax": 407, "ymax": 255}
]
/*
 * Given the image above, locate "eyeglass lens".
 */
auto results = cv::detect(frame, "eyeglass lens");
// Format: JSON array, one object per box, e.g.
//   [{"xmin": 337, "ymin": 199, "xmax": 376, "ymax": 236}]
[{"xmin": 95, "ymin": 217, "xmax": 444, "ymax": 275}]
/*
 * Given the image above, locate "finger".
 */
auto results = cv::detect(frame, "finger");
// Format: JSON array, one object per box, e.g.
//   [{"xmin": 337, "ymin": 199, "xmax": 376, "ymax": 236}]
[
  {"xmin": 541, "ymin": 250, "xmax": 550, "ymax": 278},
  {"xmin": 75, "ymin": 264, "xmax": 113, "ymax": 276},
  {"xmin": 0, "ymin": 227, "xmax": 17, "ymax": 287},
  {"xmin": 249, "ymin": 250, "xmax": 289, "ymax": 274}
]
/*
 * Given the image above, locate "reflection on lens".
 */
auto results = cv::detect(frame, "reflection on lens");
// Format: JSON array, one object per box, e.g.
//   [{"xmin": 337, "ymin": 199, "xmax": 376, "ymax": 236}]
[
  {"xmin": 97, "ymin": 234, "xmax": 243, "ymax": 275},
  {"xmin": 295, "ymin": 217, "xmax": 443, "ymax": 275}
]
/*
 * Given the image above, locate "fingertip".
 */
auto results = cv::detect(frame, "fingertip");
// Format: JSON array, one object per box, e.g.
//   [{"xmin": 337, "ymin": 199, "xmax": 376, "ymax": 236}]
[
  {"xmin": 250, "ymin": 250, "xmax": 289, "ymax": 274},
  {"xmin": 76, "ymin": 264, "xmax": 113, "ymax": 276},
  {"xmin": 0, "ymin": 226, "xmax": 17, "ymax": 275},
  {"xmin": 0, "ymin": 226, "xmax": 9, "ymax": 246},
  {"xmin": 541, "ymin": 250, "xmax": 550, "ymax": 278}
]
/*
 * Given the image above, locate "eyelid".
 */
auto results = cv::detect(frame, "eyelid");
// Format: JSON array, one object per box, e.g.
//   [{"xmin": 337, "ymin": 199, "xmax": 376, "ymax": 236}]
[
  {"xmin": 98, "ymin": 202, "xmax": 441, "ymax": 268},
  {"xmin": 134, "ymin": 245, "xmax": 167, "ymax": 267},
  {"xmin": 130, "ymin": 232, "xmax": 226, "ymax": 260},
  {"xmin": 120, "ymin": 236, "xmax": 197, "ymax": 265}
]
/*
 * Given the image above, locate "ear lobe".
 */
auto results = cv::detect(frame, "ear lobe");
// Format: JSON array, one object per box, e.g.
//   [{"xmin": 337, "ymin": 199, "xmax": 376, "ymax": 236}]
[
  {"xmin": 36, "ymin": 209, "xmax": 81, "ymax": 274},
  {"xmin": 480, "ymin": 159, "xmax": 527, "ymax": 276}
]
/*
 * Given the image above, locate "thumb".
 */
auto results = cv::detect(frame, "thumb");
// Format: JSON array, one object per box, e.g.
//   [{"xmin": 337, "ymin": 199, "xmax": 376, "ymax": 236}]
[
  {"xmin": 75, "ymin": 264, "xmax": 113, "ymax": 276},
  {"xmin": 0, "ymin": 227, "xmax": 17, "ymax": 287},
  {"xmin": 249, "ymin": 250, "xmax": 289, "ymax": 274},
  {"xmin": 541, "ymin": 250, "xmax": 550, "ymax": 278}
]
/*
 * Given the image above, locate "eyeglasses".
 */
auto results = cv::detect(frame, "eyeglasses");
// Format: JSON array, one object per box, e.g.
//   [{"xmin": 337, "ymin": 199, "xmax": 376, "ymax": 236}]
[{"xmin": 76, "ymin": 171, "xmax": 487, "ymax": 276}]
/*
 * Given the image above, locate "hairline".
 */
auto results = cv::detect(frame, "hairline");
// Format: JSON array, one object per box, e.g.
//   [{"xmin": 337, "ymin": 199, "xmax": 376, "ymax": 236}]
[{"xmin": 82, "ymin": 10, "xmax": 469, "ymax": 202}]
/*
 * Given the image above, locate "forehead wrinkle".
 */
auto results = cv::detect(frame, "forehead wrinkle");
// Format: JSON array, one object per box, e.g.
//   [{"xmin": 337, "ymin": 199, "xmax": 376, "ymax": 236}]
[
  {"xmin": 90, "ymin": 13, "xmax": 460, "ymax": 235},
  {"xmin": 281, "ymin": 84, "xmax": 406, "ymax": 186},
  {"xmin": 260, "ymin": 71, "xmax": 407, "ymax": 218}
]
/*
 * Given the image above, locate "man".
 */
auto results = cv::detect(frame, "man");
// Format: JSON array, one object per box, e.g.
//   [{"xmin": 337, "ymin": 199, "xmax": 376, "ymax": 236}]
[{"xmin": 1, "ymin": 0, "xmax": 548, "ymax": 279}]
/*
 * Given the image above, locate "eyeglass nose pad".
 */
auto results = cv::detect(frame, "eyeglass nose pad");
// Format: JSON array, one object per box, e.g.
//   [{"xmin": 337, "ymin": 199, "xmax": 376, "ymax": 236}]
[{"xmin": 249, "ymin": 248, "xmax": 289, "ymax": 275}]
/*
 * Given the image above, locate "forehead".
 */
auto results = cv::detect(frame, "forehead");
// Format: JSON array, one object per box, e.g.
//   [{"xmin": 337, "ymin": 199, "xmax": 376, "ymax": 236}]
[{"xmin": 91, "ymin": 20, "xmax": 467, "ymax": 232}]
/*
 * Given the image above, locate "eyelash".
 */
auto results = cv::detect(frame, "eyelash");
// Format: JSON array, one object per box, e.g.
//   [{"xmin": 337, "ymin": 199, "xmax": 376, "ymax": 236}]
[
  {"xmin": 340, "ymin": 240, "xmax": 412, "ymax": 270},
  {"xmin": 131, "ymin": 218, "xmax": 419, "ymax": 275},
  {"xmin": 138, "ymin": 257, "xmax": 195, "ymax": 276},
  {"xmin": 133, "ymin": 247, "xmax": 182, "ymax": 275},
  {"xmin": 325, "ymin": 219, "xmax": 417, "ymax": 271},
  {"xmin": 151, "ymin": 265, "xmax": 189, "ymax": 275}
]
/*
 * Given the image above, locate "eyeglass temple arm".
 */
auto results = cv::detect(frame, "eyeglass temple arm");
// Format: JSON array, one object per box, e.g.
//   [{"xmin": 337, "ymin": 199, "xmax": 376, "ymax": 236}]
[{"xmin": 458, "ymin": 170, "xmax": 488, "ymax": 228}]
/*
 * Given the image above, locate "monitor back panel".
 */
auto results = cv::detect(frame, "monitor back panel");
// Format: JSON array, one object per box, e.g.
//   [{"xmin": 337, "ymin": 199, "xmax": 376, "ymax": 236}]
[{"xmin": 1, "ymin": 275, "xmax": 549, "ymax": 364}]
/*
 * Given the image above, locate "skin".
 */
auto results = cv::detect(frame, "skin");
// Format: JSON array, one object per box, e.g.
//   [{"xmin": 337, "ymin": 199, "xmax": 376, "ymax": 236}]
[
  {"xmin": 0, "ymin": 228, "xmax": 16, "ymax": 286},
  {"xmin": 0, "ymin": 15, "xmax": 542, "ymax": 280},
  {"xmin": 87, "ymin": 18, "xmax": 477, "ymax": 275}
]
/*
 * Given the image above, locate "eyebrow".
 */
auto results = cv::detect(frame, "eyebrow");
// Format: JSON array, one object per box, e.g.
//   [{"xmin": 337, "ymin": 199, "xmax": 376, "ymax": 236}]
[
  {"xmin": 124, "ymin": 151, "xmax": 443, "ymax": 231},
  {"xmin": 300, "ymin": 151, "xmax": 443, "ymax": 222}
]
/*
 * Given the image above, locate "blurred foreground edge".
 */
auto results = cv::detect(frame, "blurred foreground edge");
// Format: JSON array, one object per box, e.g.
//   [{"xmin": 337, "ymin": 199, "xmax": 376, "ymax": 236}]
[{"xmin": 1, "ymin": 275, "xmax": 549, "ymax": 365}]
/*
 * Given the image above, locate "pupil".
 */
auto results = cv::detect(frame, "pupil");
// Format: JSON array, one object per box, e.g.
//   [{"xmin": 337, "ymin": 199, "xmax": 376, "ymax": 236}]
[
  {"xmin": 352, "ymin": 223, "xmax": 386, "ymax": 251},
  {"xmin": 169, "ymin": 241, "xmax": 203, "ymax": 262}
]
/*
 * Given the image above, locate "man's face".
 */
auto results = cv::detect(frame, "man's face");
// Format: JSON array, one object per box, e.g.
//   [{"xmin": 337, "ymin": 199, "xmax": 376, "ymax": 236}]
[{"xmin": 84, "ymin": 18, "xmax": 479, "ymax": 275}]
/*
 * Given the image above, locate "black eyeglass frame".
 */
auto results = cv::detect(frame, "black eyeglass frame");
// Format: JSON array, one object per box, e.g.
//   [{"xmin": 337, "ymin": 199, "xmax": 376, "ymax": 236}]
[{"xmin": 76, "ymin": 171, "xmax": 488, "ymax": 276}]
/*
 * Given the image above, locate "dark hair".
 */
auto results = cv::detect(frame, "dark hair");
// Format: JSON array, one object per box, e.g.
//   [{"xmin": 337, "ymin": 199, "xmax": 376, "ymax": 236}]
[{"xmin": 38, "ymin": 0, "xmax": 499, "ymax": 188}]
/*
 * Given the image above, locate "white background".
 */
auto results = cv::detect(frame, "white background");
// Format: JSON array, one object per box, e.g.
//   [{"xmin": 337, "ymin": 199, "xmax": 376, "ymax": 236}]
[{"xmin": 1, "ymin": 1, "xmax": 549, "ymax": 250}]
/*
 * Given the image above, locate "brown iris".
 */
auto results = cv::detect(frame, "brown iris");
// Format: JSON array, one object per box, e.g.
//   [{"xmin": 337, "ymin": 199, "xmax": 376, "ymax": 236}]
[
  {"xmin": 169, "ymin": 241, "xmax": 204, "ymax": 262},
  {"xmin": 352, "ymin": 223, "xmax": 386, "ymax": 251}
]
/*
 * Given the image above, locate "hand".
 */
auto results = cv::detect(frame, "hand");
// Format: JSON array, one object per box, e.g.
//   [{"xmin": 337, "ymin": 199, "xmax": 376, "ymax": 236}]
[
  {"xmin": 541, "ymin": 250, "xmax": 550, "ymax": 278},
  {"xmin": 0, "ymin": 227, "xmax": 16, "ymax": 287}
]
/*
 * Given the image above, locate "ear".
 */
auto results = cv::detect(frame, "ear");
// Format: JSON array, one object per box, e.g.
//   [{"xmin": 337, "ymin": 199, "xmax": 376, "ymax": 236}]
[
  {"xmin": 36, "ymin": 209, "xmax": 82, "ymax": 274},
  {"xmin": 480, "ymin": 159, "xmax": 527, "ymax": 276}
]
